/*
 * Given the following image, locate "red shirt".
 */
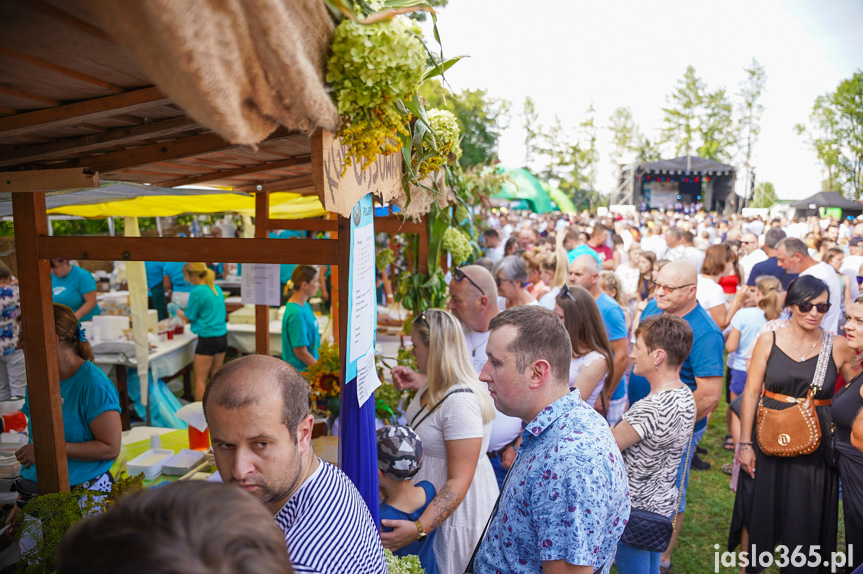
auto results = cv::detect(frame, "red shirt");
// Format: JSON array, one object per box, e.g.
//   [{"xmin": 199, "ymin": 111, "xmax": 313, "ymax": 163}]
[
  {"xmin": 590, "ymin": 243, "xmax": 614, "ymax": 263},
  {"xmin": 718, "ymin": 274, "xmax": 739, "ymax": 295}
]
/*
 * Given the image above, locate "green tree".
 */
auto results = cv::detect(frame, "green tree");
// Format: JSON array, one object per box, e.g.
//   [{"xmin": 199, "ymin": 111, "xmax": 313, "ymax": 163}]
[
  {"xmin": 608, "ymin": 107, "xmax": 639, "ymax": 164},
  {"xmin": 796, "ymin": 72, "xmax": 862, "ymax": 198},
  {"xmin": 636, "ymin": 137, "xmax": 663, "ymax": 163},
  {"xmin": 697, "ymin": 87, "xmax": 736, "ymax": 162},
  {"xmin": 661, "ymin": 65, "xmax": 704, "ymax": 157},
  {"xmin": 750, "ymin": 181, "xmax": 777, "ymax": 209},
  {"xmin": 737, "ymin": 59, "xmax": 767, "ymax": 201},
  {"xmin": 420, "ymin": 80, "xmax": 510, "ymax": 167},
  {"xmin": 523, "ymin": 96, "xmax": 540, "ymax": 166}
]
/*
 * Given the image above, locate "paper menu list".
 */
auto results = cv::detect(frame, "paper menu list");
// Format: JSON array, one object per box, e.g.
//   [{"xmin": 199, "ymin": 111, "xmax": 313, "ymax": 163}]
[
  {"xmin": 356, "ymin": 346, "xmax": 382, "ymax": 407},
  {"xmin": 240, "ymin": 264, "xmax": 281, "ymax": 307},
  {"xmin": 349, "ymin": 223, "xmax": 376, "ymax": 363}
]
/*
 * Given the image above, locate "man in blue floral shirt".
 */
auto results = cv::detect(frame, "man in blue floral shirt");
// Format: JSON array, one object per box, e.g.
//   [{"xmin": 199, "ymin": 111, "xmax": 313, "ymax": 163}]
[{"xmin": 476, "ymin": 306, "xmax": 630, "ymax": 574}]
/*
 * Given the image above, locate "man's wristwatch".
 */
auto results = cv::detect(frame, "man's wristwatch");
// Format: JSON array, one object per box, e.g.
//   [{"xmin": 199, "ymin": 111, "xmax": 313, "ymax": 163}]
[{"xmin": 414, "ymin": 520, "xmax": 428, "ymax": 542}]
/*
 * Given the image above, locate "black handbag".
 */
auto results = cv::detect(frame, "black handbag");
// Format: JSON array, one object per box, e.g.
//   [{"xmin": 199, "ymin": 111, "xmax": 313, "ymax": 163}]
[{"xmin": 619, "ymin": 420, "xmax": 694, "ymax": 553}]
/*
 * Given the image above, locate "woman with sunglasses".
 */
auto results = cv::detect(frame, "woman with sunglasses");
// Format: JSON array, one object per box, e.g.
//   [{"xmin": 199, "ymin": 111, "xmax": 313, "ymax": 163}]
[
  {"xmin": 729, "ymin": 276, "xmax": 856, "ymax": 566},
  {"xmin": 492, "ymin": 256, "xmax": 537, "ymax": 308},
  {"xmin": 382, "ymin": 309, "xmax": 497, "ymax": 574},
  {"xmin": 554, "ymin": 285, "xmax": 616, "ymax": 417}
]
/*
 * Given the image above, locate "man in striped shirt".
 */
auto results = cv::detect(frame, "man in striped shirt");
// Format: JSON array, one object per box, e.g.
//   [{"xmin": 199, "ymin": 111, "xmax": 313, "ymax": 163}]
[{"xmin": 204, "ymin": 355, "xmax": 388, "ymax": 574}]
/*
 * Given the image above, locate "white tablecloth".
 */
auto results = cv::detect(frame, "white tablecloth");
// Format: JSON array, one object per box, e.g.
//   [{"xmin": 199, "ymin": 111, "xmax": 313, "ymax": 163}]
[
  {"xmin": 226, "ymin": 321, "xmax": 282, "ymax": 356},
  {"xmin": 94, "ymin": 332, "xmax": 198, "ymax": 380}
]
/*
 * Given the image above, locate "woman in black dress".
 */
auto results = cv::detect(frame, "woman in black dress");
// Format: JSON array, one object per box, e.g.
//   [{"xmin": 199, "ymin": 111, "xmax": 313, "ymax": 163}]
[
  {"xmin": 834, "ymin": 295, "xmax": 863, "ymax": 569},
  {"xmin": 729, "ymin": 276, "xmax": 855, "ymax": 573}
]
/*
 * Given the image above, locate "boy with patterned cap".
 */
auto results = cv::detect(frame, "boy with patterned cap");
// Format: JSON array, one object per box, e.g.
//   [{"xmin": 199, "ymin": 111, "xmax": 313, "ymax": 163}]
[{"xmin": 377, "ymin": 425, "xmax": 437, "ymax": 574}]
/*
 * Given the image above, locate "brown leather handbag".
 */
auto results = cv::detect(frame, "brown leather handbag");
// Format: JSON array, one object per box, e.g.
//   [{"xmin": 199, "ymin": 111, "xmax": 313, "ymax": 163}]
[{"xmin": 756, "ymin": 330, "xmax": 833, "ymax": 457}]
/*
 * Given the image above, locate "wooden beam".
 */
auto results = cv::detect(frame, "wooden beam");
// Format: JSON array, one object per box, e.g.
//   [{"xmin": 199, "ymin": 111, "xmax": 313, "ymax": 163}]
[
  {"xmin": 375, "ymin": 217, "xmax": 424, "ymax": 235},
  {"xmin": 0, "ymin": 167, "xmax": 98, "ymax": 192},
  {"xmin": 266, "ymin": 218, "xmax": 338, "ymax": 232},
  {"xmin": 254, "ymin": 192, "xmax": 270, "ymax": 355},
  {"xmin": 12, "ymin": 192, "xmax": 69, "ymax": 493},
  {"xmin": 236, "ymin": 175, "xmax": 315, "ymax": 193},
  {"xmin": 24, "ymin": 0, "xmax": 114, "ymax": 43},
  {"xmin": 159, "ymin": 156, "xmax": 311, "ymax": 188},
  {"xmin": 0, "ymin": 87, "xmax": 168, "ymax": 139},
  {"xmin": 0, "ymin": 85, "xmax": 60, "ymax": 107},
  {"xmin": 0, "ymin": 117, "xmax": 198, "ymax": 168},
  {"xmin": 0, "ymin": 47, "xmax": 123, "ymax": 93},
  {"xmin": 37, "ymin": 236, "xmax": 340, "ymax": 266},
  {"xmin": 57, "ymin": 128, "xmax": 297, "ymax": 174},
  {"xmin": 337, "ymin": 216, "xmax": 350, "ymax": 349}
]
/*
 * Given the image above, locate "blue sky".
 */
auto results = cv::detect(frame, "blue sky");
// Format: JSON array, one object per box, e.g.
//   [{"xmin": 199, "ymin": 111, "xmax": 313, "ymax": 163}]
[{"xmin": 422, "ymin": 0, "xmax": 863, "ymax": 200}]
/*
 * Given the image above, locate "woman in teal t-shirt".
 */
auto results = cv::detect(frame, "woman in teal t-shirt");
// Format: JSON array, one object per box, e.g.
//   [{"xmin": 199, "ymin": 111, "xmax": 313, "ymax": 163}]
[
  {"xmin": 176, "ymin": 263, "xmax": 227, "ymax": 400},
  {"xmin": 281, "ymin": 265, "xmax": 320, "ymax": 372},
  {"xmin": 50, "ymin": 259, "xmax": 101, "ymax": 321},
  {"xmin": 8, "ymin": 303, "xmax": 121, "ymax": 535}
]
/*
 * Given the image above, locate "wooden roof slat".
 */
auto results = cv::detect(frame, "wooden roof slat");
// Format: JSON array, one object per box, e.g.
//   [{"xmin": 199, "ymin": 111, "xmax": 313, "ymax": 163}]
[
  {"xmin": 25, "ymin": 0, "xmax": 113, "ymax": 44},
  {"xmin": 158, "ymin": 155, "xmax": 311, "ymax": 188},
  {"xmin": 236, "ymin": 175, "xmax": 314, "ymax": 193},
  {"xmin": 0, "ymin": 46, "xmax": 123, "ymax": 93},
  {"xmin": 65, "ymin": 128, "xmax": 293, "ymax": 174},
  {"xmin": 0, "ymin": 117, "xmax": 198, "ymax": 168},
  {"xmin": 0, "ymin": 87, "xmax": 168, "ymax": 139},
  {"xmin": 0, "ymin": 85, "xmax": 60, "ymax": 107}
]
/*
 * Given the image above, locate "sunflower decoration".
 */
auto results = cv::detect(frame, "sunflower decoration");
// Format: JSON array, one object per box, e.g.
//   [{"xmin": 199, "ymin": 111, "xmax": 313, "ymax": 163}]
[{"xmin": 305, "ymin": 340, "xmax": 342, "ymax": 404}]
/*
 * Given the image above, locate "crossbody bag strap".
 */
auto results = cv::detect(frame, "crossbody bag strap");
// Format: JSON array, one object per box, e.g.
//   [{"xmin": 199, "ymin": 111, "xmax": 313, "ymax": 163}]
[
  {"xmin": 464, "ymin": 459, "xmax": 515, "ymax": 573},
  {"xmin": 409, "ymin": 388, "xmax": 473, "ymax": 430},
  {"xmin": 671, "ymin": 418, "xmax": 695, "ymax": 532},
  {"xmin": 810, "ymin": 330, "xmax": 833, "ymax": 392}
]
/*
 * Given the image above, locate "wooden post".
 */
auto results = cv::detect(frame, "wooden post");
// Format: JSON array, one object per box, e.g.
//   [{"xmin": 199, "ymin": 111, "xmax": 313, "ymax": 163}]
[
  {"xmin": 12, "ymin": 192, "xmax": 69, "ymax": 493},
  {"xmin": 418, "ymin": 216, "xmax": 430, "ymax": 276},
  {"xmin": 329, "ymin": 212, "xmax": 340, "ymax": 345},
  {"xmin": 254, "ymin": 191, "xmax": 270, "ymax": 355},
  {"xmin": 336, "ymin": 216, "xmax": 350, "ymax": 355}
]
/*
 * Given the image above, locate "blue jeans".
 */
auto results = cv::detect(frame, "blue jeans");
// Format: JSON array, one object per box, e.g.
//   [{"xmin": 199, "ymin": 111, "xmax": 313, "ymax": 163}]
[
  {"xmin": 674, "ymin": 423, "xmax": 706, "ymax": 514},
  {"xmin": 615, "ymin": 541, "xmax": 660, "ymax": 573}
]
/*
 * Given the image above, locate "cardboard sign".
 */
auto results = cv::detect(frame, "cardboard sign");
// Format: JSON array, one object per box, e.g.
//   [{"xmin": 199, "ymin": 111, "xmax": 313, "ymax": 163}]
[{"xmin": 312, "ymin": 130, "xmax": 403, "ymax": 217}]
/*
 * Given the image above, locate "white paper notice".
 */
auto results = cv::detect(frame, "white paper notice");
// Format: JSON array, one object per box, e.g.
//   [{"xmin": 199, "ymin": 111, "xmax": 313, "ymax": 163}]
[
  {"xmin": 357, "ymin": 346, "xmax": 382, "ymax": 407},
  {"xmin": 349, "ymin": 223, "xmax": 376, "ymax": 362},
  {"xmin": 241, "ymin": 264, "xmax": 281, "ymax": 307}
]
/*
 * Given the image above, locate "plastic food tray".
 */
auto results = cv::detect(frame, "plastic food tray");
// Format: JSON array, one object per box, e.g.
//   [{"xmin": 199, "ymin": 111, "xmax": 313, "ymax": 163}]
[
  {"xmin": 162, "ymin": 449, "xmax": 206, "ymax": 476},
  {"xmin": 127, "ymin": 448, "xmax": 175, "ymax": 480}
]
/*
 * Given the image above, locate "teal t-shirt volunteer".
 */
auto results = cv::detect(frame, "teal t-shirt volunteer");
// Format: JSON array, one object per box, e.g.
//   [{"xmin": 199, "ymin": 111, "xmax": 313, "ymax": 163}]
[
  {"xmin": 281, "ymin": 302, "xmax": 320, "ymax": 372},
  {"xmin": 51, "ymin": 265, "xmax": 101, "ymax": 321},
  {"xmin": 21, "ymin": 361, "xmax": 120, "ymax": 486},
  {"xmin": 164, "ymin": 262, "xmax": 192, "ymax": 293},
  {"xmin": 184, "ymin": 284, "xmax": 227, "ymax": 338}
]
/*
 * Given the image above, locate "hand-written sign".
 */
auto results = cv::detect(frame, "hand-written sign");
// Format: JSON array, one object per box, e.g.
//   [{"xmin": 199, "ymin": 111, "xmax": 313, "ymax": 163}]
[{"xmin": 312, "ymin": 130, "xmax": 403, "ymax": 217}]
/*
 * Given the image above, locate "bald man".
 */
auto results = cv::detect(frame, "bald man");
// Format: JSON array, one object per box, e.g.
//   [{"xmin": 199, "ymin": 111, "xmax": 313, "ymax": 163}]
[{"xmin": 628, "ymin": 261, "xmax": 724, "ymax": 569}]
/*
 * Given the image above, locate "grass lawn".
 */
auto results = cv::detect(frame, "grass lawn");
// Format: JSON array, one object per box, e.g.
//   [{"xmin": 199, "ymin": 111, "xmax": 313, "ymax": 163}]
[{"xmin": 613, "ymin": 403, "xmax": 846, "ymax": 574}]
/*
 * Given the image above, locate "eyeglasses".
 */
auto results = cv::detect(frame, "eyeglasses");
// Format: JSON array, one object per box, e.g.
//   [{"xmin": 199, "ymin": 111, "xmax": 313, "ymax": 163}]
[
  {"xmin": 797, "ymin": 302, "xmax": 831, "ymax": 314},
  {"xmin": 454, "ymin": 267, "xmax": 484, "ymax": 295},
  {"xmin": 856, "ymin": 276, "xmax": 863, "ymax": 286},
  {"xmin": 495, "ymin": 276, "xmax": 513, "ymax": 288},
  {"xmin": 413, "ymin": 311, "xmax": 429, "ymax": 327},
  {"xmin": 650, "ymin": 280, "xmax": 695, "ymax": 293},
  {"xmin": 559, "ymin": 283, "xmax": 577, "ymax": 303}
]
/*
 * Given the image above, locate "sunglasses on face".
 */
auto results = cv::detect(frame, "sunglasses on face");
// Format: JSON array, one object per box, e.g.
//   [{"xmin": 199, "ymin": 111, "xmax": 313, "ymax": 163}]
[
  {"xmin": 797, "ymin": 301, "xmax": 831, "ymax": 314},
  {"xmin": 649, "ymin": 280, "xmax": 695, "ymax": 293},
  {"xmin": 856, "ymin": 276, "xmax": 863, "ymax": 286},
  {"xmin": 495, "ymin": 276, "xmax": 513, "ymax": 288},
  {"xmin": 454, "ymin": 267, "xmax": 484, "ymax": 295}
]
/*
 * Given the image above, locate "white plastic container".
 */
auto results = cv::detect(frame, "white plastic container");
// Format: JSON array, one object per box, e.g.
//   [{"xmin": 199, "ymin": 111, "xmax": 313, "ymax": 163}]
[
  {"xmin": 162, "ymin": 449, "xmax": 206, "ymax": 476},
  {"xmin": 127, "ymin": 448, "xmax": 174, "ymax": 480}
]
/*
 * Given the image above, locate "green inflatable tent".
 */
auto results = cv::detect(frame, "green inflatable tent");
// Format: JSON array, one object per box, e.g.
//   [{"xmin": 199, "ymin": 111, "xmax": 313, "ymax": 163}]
[
  {"xmin": 541, "ymin": 183, "xmax": 577, "ymax": 213},
  {"xmin": 493, "ymin": 168, "xmax": 554, "ymax": 213}
]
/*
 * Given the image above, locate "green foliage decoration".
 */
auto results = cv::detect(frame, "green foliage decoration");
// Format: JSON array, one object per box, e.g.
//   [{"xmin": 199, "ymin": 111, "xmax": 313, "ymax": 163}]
[
  {"xmin": 385, "ymin": 548, "xmax": 426, "ymax": 574},
  {"xmin": 441, "ymin": 227, "xmax": 471, "ymax": 265},
  {"xmin": 17, "ymin": 473, "xmax": 144, "ymax": 574},
  {"xmin": 376, "ymin": 248, "xmax": 396, "ymax": 271},
  {"xmin": 326, "ymin": 18, "xmax": 426, "ymax": 171}
]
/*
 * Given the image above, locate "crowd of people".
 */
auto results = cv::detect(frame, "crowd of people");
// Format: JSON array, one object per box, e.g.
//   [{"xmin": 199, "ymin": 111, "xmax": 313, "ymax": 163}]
[{"xmin": 12, "ymin": 207, "xmax": 863, "ymax": 574}]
